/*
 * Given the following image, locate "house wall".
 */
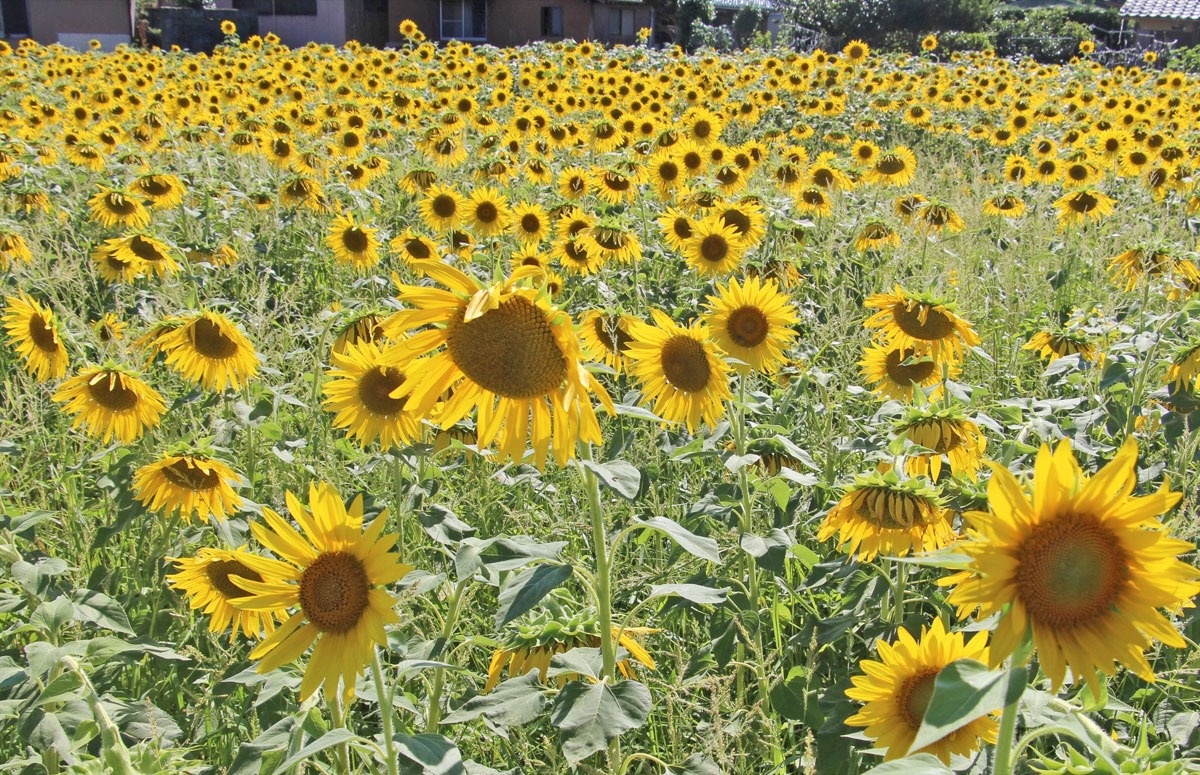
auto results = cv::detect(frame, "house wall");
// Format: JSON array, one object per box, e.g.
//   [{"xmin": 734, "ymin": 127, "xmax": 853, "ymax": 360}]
[
  {"xmin": 1131, "ymin": 17, "xmax": 1200, "ymax": 46},
  {"xmin": 487, "ymin": 0, "xmax": 590, "ymax": 46},
  {"xmin": 256, "ymin": 0, "xmax": 347, "ymax": 47},
  {"xmin": 28, "ymin": 0, "xmax": 131, "ymax": 44},
  {"xmin": 591, "ymin": 2, "xmax": 651, "ymax": 45}
]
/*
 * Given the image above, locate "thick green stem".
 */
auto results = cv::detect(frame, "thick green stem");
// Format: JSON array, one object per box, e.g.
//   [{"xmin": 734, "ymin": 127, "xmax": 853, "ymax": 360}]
[
  {"xmin": 372, "ymin": 650, "xmax": 400, "ymax": 775},
  {"xmin": 425, "ymin": 579, "xmax": 469, "ymax": 732},
  {"xmin": 393, "ymin": 453, "xmax": 406, "ymax": 559},
  {"xmin": 579, "ymin": 444, "xmax": 617, "ymax": 682},
  {"xmin": 62, "ymin": 657, "xmax": 134, "ymax": 775},
  {"xmin": 991, "ymin": 665, "xmax": 1023, "ymax": 775},
  {"xmin": 328, "ymin": 688, "xmax": 353, "ymax": 774}
]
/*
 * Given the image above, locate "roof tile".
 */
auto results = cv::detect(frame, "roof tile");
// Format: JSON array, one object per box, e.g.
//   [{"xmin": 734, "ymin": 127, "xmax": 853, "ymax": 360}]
[{"xmin": 1120, "ymin": 0, "xmax": 1200, "ymax": 20}]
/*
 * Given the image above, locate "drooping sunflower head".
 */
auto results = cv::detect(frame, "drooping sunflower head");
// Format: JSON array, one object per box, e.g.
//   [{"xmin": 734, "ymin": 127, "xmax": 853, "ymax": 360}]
[
  {"xmin": 817, "ymin": 472, "xmax": 953, "ymax": 561},
  {"xmin": 134, "ymin": 453, "xmax": 243, "ymax": 522},
  {"xmin": 1054, "ymin": 187, "xmax": 1116, "ymax": 230},
  {"xmin": 161, "ymin": 311, "xmax": 260, "ymax": 392},
  {"xmin": 894, "ymin": 403, "xmax": 988, "ymax": 481},
  {"xmin": 854, "ymin": 219, "xmax": 901, "ymax": 252},
  {"xmin": 866, "ymin": 146, "xmax": 917, "ymax": 187},
  {"xmin": 1023, "ymin": 329, "xmax": 1099, "ymax": 363},
  {"xmin": 167, "ymin": 546, "xmax": 284, "ymax": 641},
  {"xmin": 3, "ymin": 293, "xmax": 69, "ymax": 382},
  {"xmin": 88, "ymin": 186, "xmax": 151, "ymax": 230},
  {"xmin": 864, "ymin": 286, "xmax": 980, "ymax": 362},
  {"xmin": 51, "ymin": 365, "xmax": 166, "ymax": 444},
  {"xmin": 860, "ymin": 342, "xmax": 958, "ymax": 401}
]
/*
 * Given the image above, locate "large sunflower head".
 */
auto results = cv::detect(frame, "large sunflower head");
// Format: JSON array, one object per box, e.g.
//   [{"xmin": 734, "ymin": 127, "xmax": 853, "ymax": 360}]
[
  {"xmin": 942, "ymin": 438, "xmax": 1200, "ymax": 694},
  {"xmin": 846, "ymin": 618, "xmax": 997, "ymax": 763},
  {"xmin": 228, "ymin": 482, "xmax": 411, "ymax": 702},
  {"xmin": 817, "ymin": 472, "xmax": 954, "ymax": 561},
  {"xmin": 134, "ymin": 453, "xmax": 243, "ymax": 522},
  {"xmin": 51, "ymin": 365, "xmax": 166, "ymax": 444},
  {"xmin": 702, "ymin": 276, "xmax": 799, "ymax": 374},
  {"xmin": 160, "ymin": 311, "xmax": 260, "ymax": 392},
  {"xmin": 625, "ymin": 309, "xmax": 732, "ymax": 432},
  {"xmin": 167, "ymin": 546, "xmax": 286, "ymax": 641},
  {"xmin": 864, "ymin": 286, "xmax": 980, "ymax": 362},
  {"xmin": 381, "ymin": 263, "xmax": 613, "ymax": 468},
  {"xmin": 3, "ymin": 293, "xmax": 69, "ymax": 382},
  {"xmin": 1054, "ymin": 187, "xmax": 1116, "ymax": 230},
  {"xmin": 323, "ymin": 339, "xmax": 421, "ymax": 450}
]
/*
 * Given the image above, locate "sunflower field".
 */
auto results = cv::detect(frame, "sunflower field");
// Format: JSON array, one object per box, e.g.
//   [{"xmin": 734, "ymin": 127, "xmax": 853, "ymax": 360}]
[{"xmin": 1, "ymin": 23, "xmax": 1200, "ymax": 774}]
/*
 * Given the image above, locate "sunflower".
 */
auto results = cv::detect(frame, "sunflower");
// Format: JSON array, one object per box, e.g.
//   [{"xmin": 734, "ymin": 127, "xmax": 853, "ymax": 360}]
[
  {"xmin": 467, "ymin": 186, "xmax": 512, "ymax": 237},
  {"xmin": 585, "ymin": 223, "xmax": 643, "ymax": 264},
  {"xmin": 860, "ymin": 343, "xmax": 958, "ymax": 401},
  {"xmin": 0, "ymin": 230, "xmax": 33, "ymax": 269},
  {"xmin": 578, "ymin": 311, "xmax": 637, "ymax": 374},
  {"xmin": 88, "ymin": 187, "xmax": 151, "ymax": 230},
  {"xmin": 626, "ymin": 309, "xmax": 732, "ymax": 432},
  {"xmin": 1108, "ymin": 246, "xmax": 1200, "ymax": 293},
  {"xmin": 866, "ymin": 147, "xmax": 918, "ymax": 187},
  {"xmin": 703, "ymin": 276, "xmax": 799, "ymax": 374},
  {"xmin": 714, "ymin": 201, "xmax": 767, "ymax": 248},
  {"xmin": 846, "ymin": 618, "xmax": 997, "ymax": 764},
  {"xmin": 108, "ymin": 234, "xmax": 180, "ymax": 277},
  {"xmin": 864, "ymin": 287, "xmax": 980, "ymax": 362},
  {"xmin": 134, "ymin": 453, "xmax": 243, "ymax": 522},
  {"xmin": 851, "ymin": 139, "xmax": 880, "ymax": 168},
  {"xmin": 52, "ymin": 366, "xmax": 166, "ymax": 444},
  {"xmin": 942, "ymin": 438, "xmax": 1200, "ymax": 694},
  {"xmin": 818, "ymin": 472, "xmax": 953, "ymax": 561},
  {"xmin": 842, "ymin": 39, "xmax": 870, "ymax": 64},
  {"xmin": 557, "ymin": 166, "xmax": 592, "ymax": 200},
  {"xmin": 982, "ymin": 194, "xmax": 1026, "ymax": 218},
  {"xmin": 1024, "ymin": 330, "xmax": 1099, "ymax": 363},
  {"xmin": 917, "ymin": 201, "xmax": 965, "ymax": 234},
  {"xmin": 133, "ymin": 173, "xmax": 186, "ymax": 210},
  {"xmin": 382, "ymin": 263, "xmax": 613, "ymax": 468},
  {"xmin": 167, "ymin": 547, "xmax": 285, "ymax": 641},
  {"xmin": 389, "ymin": 231, "xmax": 439, "ymax": 266},
  {"xmin": 419, "ymin": 184, "xmax": 464, "ymax": 232},
  {"xmin": 228, "ymin": 482, "xmax": 410, "ymax": 702},
  {"xmin": 91, "ymin": 239, "xmax": 147, "ymax": 283},
  {"xmin": 921, "ymin": 34, "xmax": 939, "ymax": 52},
  {"xmin": 657, "ymin": 207, "xmax": 695, "ymax": 253},
  {"xmin": 322, "ymin": 340, "xmax": 421, "ymax": 450},
  {"xmin": 510, "ymin": 202, "xmax": 551, "ymax": 245},
  {"xmin": 1054, "ymin": 188, "xmax": 1115, "ymax": 229},
  {"xmin": 159, "ymin": 312, "xmax": 260, "ymax": 391},
  {"xmin": 1166, "ymin": 344, "xmax": 1200, "ymax": 389},
  {"xmin": 220, "ymin": 19, "xmax": 237, "ymax": 35},
  {"xmin": 552, "ymin": 235, "xmax": 606, "ymax": 276},
  {"xmin": 682, "ymin": 215, "xmax": 746, "ymax": 276},
  {"xmin": 325, "ymin": 212, "xmax": 381, "ymax": 271},
  {"xmin": 3, "ymin": 294, "xmax": 69, "ymax": 381},
  {"xmin": 896, "ymin": 405, "xmax": 988, "ymax": 481},
  {"xmin": 485, "ymin": 605, "xmax": 656, "ymax": 691},
  {"xmin": 854, "ymin": 220, "xmax": 901, "ymax": 252},
  {"xmin": 92, "ymin": 313, "xmax": 126, "ymax": 343}
]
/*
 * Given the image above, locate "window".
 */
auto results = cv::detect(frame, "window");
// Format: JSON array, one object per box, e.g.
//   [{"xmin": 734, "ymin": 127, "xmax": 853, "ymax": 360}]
[
  {"xmin": 441, "ymin": 0, "xmax": 487, "ymax": 40},
  {"xmin": 608, "ymin": 8, "xmax": 634, "ymax": 39},
  {"xmin": 541, "ymin": 6, "xmax": 564, "ymax": 37},
  {"xmin": 232, "ymin": 0, "xmax": 318, "ymax": 15}
]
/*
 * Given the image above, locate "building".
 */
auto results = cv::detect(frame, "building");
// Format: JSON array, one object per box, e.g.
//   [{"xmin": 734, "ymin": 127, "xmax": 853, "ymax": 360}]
[
  {"xmin": 1120, "ymin": 0, "xmax": 1200, "ymax": 46},
  {"xmin": 4, "ymin": 0, "xmax": 134, "ymax": 49}
]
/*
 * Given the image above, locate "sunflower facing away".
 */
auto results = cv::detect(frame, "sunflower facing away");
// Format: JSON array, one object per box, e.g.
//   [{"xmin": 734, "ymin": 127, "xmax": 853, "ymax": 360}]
[
  {"xmin": 864, "ymin": 286, "xmax": 980, "ymax": 362},
  {"xmin": 322, "ymin": 339, "xmax": 421, "ymax": 450},
  {"xmin": 818, "ymin": 472, "xmax": 954, "ymax": 562},
  {"xmin": 846, "ymin": 618, "xmax": 998, "ymax": 764},
  {"xmin": 626, "ymin": 309, "xmax": 732, "ymax": 432},
  {"xmin": 88, "ymin": 186, "xmax": 151, "ymax": 230},
  {"xmin": 703, "ymin": 276, "xmax": 799, "ymax": 374},
  {"xmin": 160, "ymin": 311, "xmax": 259, "ymax": 391},
  {"xmin": 52, "ymin": 366, "xmax": 166, "ymax": 444},
  {"xmin": 134, "ymin": 453, "xmax": 243, "ymax": 522},
  {"xmin": 228, "ymin": 482, "xmax": 410, "ymax": 702},
  {"xmin": 1024, "ymin": 330, "xmax": 1099, "ymax": 363},
  {"xmin": 382, "ymin": 263, "xmax": 614, "ymax": 468},
  {"xmin": 3, "ymin": 293, "xmax": 69, "ymax": 381},
  {"xmin": 942, "ymin": 438, "xmax": 1200, "ymax": 694},
  {"xmin": 167, "ymin": 546, "xmax": 287, "ymax": 641},
  {"xmin": 895, "ymin": 404, "xmax": 988, "ymax": 481}
]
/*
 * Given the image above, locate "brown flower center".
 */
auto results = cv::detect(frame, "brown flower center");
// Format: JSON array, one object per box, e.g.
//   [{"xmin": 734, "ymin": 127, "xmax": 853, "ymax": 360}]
[
  {"xmin": 342, "ymin": 227, "xmax": 370, "ymax": 254},
  {"xmin": 660, "ymin": 335, "xmax": 711, "ymax": 392},
  {"xmin": 1014, "ymin": 514, "xmax": 1129, "ymax": 629},
  {"xmin": 29, "ymin": 313, "xmax": 60, "ymax": 353},
  {"xmin": 520, "ymin": 214, "xmax": 542, "ymax": 234},
  {"xmin": 358, "ymin": 365, "xmax": 408, "ymax": 415},
  {"xmin": 298, "ymin": 551, "xmax": 370, "ymax": 634},
  {"xmin": 86, "ymin": 371, "xmax": 141, "ymax": 411},
  {"xmin": 884, "ymin": 347, "xmax": 937, "ymax": 385},
  {"xmin": 592, "ymin": 316, "xmax": 633, "ymax": 353},
  {"xmin": 161, "ymin": 458, "xmax": 222, "ymax": 490},
  {"xmin": 206, "ymin": 559, "xmax": 262, "ymax": 599},
  {"xmin": 718, "ymin": 209, "xmax": 751, "ymax": 237},
  {"xmin": 190, "ymin": 317, "xmax": 241, "ymax": 359},
  {"xmin": 129, "ymin": 235, "xmax": 167, "ymax": 262},
  {"xmin": 699, "ymin": 234, "xmax": 731, "ymax": 263},
  {"xmin": 897, "ymin": 670, "xmax": 940, "ymax": 730},
  {"xmin": 726, "ymin": 306, "xmax": 769, "ymax": 347},
  {"xmin": 475, "ymin": 201, "xmax": 499, "ymax": 224},
  {"xmin": 446, "ymin": 295, "xmax": 567, "ymax": 399},
  {"xmin": 892, "ymin": 302, "xmax": 956, "ymax": 341},
  {"xmin": 431, "ymin": 194, "xmax": 457, "ymax": 219},
  {"xmin": 138, "ymin": 177, "xmax": 173, "ymax": 197},
  {"xmin": 1067, "ymin": 192, "xmax": 1100, "ymax": 213}
]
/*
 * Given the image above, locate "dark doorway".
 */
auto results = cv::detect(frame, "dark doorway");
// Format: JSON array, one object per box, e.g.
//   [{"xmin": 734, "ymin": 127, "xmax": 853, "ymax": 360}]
[{"xmin": 0, "ymin": 0, "xmax": 29, "ymax": 37}]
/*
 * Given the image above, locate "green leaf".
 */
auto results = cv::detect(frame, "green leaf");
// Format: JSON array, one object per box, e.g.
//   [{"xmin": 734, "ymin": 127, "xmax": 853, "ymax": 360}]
[
  {"xmin": 580, "ymin": 459, "xmax": 642, "ymax": 500},
  {"xmin": 548, "ymin": 647, "xmax": 604, "ymax": 683},
  {"xmin": 494, "ymin": 563, "xmax": 573, "ymax": 628},
  {"xmin": 32, "ymin": 671, "xmax": 83, "ymax": 707},
  {"xmin": 675, "ymin": 753, "xmax": 722, "ymax": 775},
  {"xmin": 30, "ymin": 597, "xmax": 74, "ymax": 638},
  {"xmin": 633, "ymin": 517, "xmax": 720, "ymax": 563},
  {"xmin": 273, "ymin": 728, "xmax": 361, "ymax": 773},
  {"xmin": 860, "ymin": 753, "xmax": 953, "ymax": 774},
  {"xmin": 550, "ymin": 679, "xmax": 651, "ymax": 764},
  {"xmin": 228, "ymin": 716, "xmax": 297, "ymax": 775},
  {"xmin": 456, "ymin": 537, "xmax": 567, "ymax": 580},
  {"xmin": 647, "ymin": 584, "xmax": 728, "ymax": 605},
  {"xmin": 394, "ymin": 733, "xmax": 465, "ymax": 775},
  {"xmin": 69, "ymin": 590, "xmax": 134, "ymax": 636},
  {"xmin": 442, "ymin": 671, "xmax": 545, "ymax": 727},
  {"xmin": 4, "ymin": 510, "xmax": 56, "ymax": 538},
  {"xmin": 739, "ymin": 529, "xmax": 793, "ymax": 574},
  {"xmin": 768, "ymin": 673, "xmax": 807, "ymax": 722},
  {"xmin": 909, "ymin": 659, "xmax": 1024, "ymax": 754}
]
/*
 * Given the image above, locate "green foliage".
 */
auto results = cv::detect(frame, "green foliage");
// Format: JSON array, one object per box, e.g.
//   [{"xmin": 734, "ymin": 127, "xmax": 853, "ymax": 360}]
[
  {"xmin": 1169, "ymin": 44, "xmax": 1200, "ymax": 73},
  {"xmin": 991, "ymin": 8, "xmax": 1092, "ymax": 62}
]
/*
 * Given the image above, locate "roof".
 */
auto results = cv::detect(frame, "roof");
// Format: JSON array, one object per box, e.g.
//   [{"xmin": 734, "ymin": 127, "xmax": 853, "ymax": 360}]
[{"xmin": 1120, "ymin": 0, "xmax": 1200, "ymax": 19}]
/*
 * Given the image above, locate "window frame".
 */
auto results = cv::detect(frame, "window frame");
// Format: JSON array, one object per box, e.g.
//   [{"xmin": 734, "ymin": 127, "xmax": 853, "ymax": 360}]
[
  {"xmin": 440, "ymin": 0, "xmax": 487, "ymax": 41},
  {"xmin": 541, "ymin": 6, "xmax": 564, "ymax": 37}
]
